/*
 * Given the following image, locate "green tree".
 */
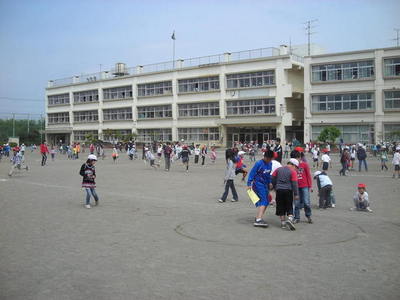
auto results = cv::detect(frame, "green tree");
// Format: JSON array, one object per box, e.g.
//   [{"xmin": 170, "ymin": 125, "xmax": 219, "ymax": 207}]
[{"xmin": 318, "ymin": 126, "xmax": 341, "ymax": 143}]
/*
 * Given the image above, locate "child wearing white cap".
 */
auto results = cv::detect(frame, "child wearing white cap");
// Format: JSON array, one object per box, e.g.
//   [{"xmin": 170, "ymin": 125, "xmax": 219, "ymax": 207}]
[
  {"xmin": 80, "ymin": 154, "xmax": 99, "ymax": 208},
  {"xmin": 392, "ymin": 147, "xmax": 400, "ymax": 178}
]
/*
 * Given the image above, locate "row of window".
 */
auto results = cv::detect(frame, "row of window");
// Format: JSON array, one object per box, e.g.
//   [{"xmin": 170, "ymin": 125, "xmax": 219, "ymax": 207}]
[
  {"xmin": 48, "ymin": 70, "xmax": 278, "ymax": 106},
  {"xmin": 311, "ymin": 57, "xmax": 400, "ymax": 82},
  {"xmin": 311, "ymin": 91, "xmax": 400, "ymax": 112}
]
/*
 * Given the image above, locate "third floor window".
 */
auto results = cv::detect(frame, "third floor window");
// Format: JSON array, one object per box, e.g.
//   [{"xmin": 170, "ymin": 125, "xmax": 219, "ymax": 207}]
[
  {"xmin": 178, "ymin": 76, "xmax": 220, "ymax": 93},
  {"xmin": 311, "ymin": 60, "xmax": 374, "ymax": 82}
]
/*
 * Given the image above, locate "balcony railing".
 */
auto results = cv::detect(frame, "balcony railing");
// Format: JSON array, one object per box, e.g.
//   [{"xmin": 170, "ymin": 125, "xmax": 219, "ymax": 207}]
[{"xmin": 49, "ymin": 46, "xmax": 303, "ymax": 88}]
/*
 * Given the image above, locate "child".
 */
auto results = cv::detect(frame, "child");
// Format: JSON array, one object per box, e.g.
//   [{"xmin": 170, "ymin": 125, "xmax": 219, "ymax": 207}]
[
  {"xmin": 351, "ymin": 183, "xmax": 372, "ymax": 212},
  {"xmin": 235, "ymin": 151, "xmax": 248, "ymax": 181},
  {"xmin": 380, "ymin": 146, "xmax": 388, "ymax": 171},
  {"xmin": 8, "ymin": 147, "xmax": 29, "ymax": 177},
  {"xmin": 314, "ymin": 170, "xmax": 333, "ymax": 209},
  {"xmin": 112, "ymin": 147, "xmax": 119, "ymax": 163},
  {"xmin": 392, "ymin": 147, "xmax": 400, "ymax": 178},
  {"xmin": 194, "ymin": 145, "xmax": 200, "ymax": 164},
  {"xmin": 311, "ymin": 146, "xmax": 319, "ymax": 168},
  {"xmin": 219, "ymin": 149, "xmax": 238, "ymax": 203},
  {"xmin": 350, "ymin": 146, "xmax": 356, "ymax": 170},
  {"xmin": 247, "ymin": 150, "xmax": 274, "ymax": 227},
  {"xmin": 181, "ymin": 145, "xmax": 190, "ymax": 172},
  {"xmin": 50, "ymin": 145, "xmax": 56, "ymax": 161},
  {"xmin": 321, "ymin": 149, "xmax": 331, "ymax": 171},
  {"xmin": 209, "ymin": 146, "xmax": 217, "ymax": 163},
  {"xmin": 79, "ymin": 154, "xmax": 99, "ymax": 209},
  {"xmin": 271, "ymin": 158, "xmax": 299, "ymax": 230},
  {"xmin": 145, "ymin": 148, "xmax": 158, "ymax": 169}
]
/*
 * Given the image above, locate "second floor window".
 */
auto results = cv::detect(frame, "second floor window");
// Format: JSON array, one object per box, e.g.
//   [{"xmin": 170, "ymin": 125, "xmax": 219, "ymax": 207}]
[
  {"xmin": 138, "ymin": 81, "xmax": 172, "ymax": 97},
  {"xmin": 312, "ymin": 60, "xmax": 374, "ymax": 82},
  {"xmin": 384, "ymin": 91, "xmax": 400, "ymax": 109},
  {"xmin": 73, "ymin": 90, "xmax": 99, "ymax": 104},
  {"xmin": 48, "ymin": 112, "xmax": 69, "ymax": 124},
  {"xmin": 137, "ymin": 105, "xmax": 172, "ymax": 119},
  {"xmin": 103, "ymin": 108, "xmax": 133, "ymax": 121},
  {"xmin": 384, "ymin": 58, "xmax": 400, "ymax": 77},
  {"xmin": 103, "ymin": 86, "xmax": 132, "ymax": 100},
  {"xmin": 226, "ymin": 71, "xmax": 275, "ymax": 88},
  {"xmin": 226, "ymin": 98, "xmax": 275, "ymax": 115},
  {"xmin": 311, "ymin": 93, "xmax": 374, "ymax": 112},
  {"xmin": 178, "ymin": 76, "xmax": 220, "ymax": 93},
  {"xmin": 178, "ymin": 102, "xmax": 219, "ymax": 117},
  {"xmin": 73, "ymin": 110, "xmax": 98, "ymax": 122}
]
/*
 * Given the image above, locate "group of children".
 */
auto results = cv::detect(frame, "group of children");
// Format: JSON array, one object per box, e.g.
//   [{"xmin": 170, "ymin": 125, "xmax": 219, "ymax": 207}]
[{"xmin": 218, "ymin": 146, "xmax": 374, "ymax": 231}]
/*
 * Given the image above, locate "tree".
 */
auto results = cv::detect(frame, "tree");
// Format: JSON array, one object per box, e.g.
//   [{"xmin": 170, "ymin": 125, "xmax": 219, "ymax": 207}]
[{"xmin": 318, "ymin": 126, "xmax": 341, "ymax": 143}]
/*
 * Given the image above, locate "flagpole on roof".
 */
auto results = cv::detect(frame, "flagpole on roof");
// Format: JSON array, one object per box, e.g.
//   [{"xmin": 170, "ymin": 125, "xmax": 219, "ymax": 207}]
[{"xmin": 171, "ymin": 30, "xmax": 176, "ymax": 69}]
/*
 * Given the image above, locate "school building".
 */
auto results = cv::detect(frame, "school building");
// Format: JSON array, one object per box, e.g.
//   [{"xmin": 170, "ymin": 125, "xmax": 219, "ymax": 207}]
[
  {"xmin": 45, "ymin": 45, "xmax": 400, "ymax": 146},
  {"xmin": 304, "ymin": 47, "xmax": 400, "ymax": 144}
]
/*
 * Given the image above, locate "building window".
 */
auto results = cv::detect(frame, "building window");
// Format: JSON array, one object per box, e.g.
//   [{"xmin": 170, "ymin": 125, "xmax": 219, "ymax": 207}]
[
  {"xmin": 311, "ymin": 93, "xmax": 374, "ymax": 112},
  {"xmin": 103, "ymin": 107, "xmax": 132, "ymax": 121},
  {"xmin": 73, "ymin": 110, "xmax": 99, "ymax": 123},
  {"xmin": 137, "ymin": 105, "xmax": 172, "ymax": 119},
  {"xmin": 384, "ymin": 91, "xmax": 400, "ymax": 109},
  {"xmin": 312, "ymin": 125, "xmax": 374, "ymax": 144},
  {"xmin": 103, "ymin": 86, "xmax": 132, "ymax": 100},
  {"xmin": 178, "ymin": 76, "xmax": 220, "ymax": 93},
  {"xmin": 48, "ymin": 112, "xmax": 69, "ymax": 124},
  {"xmin": 74, "ymin": 130, "xmax": 98, "ymax": 142},
  {"xmin": 226, "ymin": 98, "xmax": 275, "ymax": 115},
  {"xmin": 384, "ymin": 124, "xmax": 400, "ymax": 141},
  {"xmin": 137, "ymin": 128, "xmax": 172, "ymax": 142},
  {"xmin": 226, "ymin": 71, "xmax": 275, "ymax": 89},
  {"xmin": 73, "ymin": 90, "xmax": 99, "ymax": 104},
  {"xmin": 311, "ymin": 60, "xmax": 374, "ymax": 82},
  {"xmin": 103, "ymin": 129, "xmax": 132, "ymax": 142},
  {"xmin": 138, "ymin": 81, "xmax": 172, "ymax": 97},
  {"xmin": 48, "ymin": 93, "xmax": 70, "ymax": 106},
  {"xmin": 178, "ymin": 128, "xmax": 219, "ymax": 141},
  {"xmin": 384, "ymin": 57, "xmax": 400, "ymax": 77},
  {"xmin": 178, "ymin": 102, "xmax": 219, "ymax": 117}
]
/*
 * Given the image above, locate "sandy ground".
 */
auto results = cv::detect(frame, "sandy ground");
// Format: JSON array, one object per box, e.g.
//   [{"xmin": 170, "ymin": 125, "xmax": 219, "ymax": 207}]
[{"xmin": 0, "ymin": 149, "xmax": 399, "ymax": 300}]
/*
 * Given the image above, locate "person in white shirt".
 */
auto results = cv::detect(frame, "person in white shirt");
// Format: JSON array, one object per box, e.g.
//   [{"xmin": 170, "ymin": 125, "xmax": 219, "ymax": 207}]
[
  {"xmin": 311, "ymin": 147, "xmax": 319, "ymax": 168},
  {"xmin": 321, "ymin": 150, "xmax": 331, "ymax": 171},
  {"xmin": 351, "ymin": 183, "xmax": 372, "ymax": 212},
  {"xmin": 393, "ymin": 147, "xmax": 400, "ymax": 179}
]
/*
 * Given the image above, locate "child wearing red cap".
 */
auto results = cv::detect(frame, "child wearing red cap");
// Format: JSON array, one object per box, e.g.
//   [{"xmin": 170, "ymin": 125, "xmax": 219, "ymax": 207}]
[{"xmin": 351, "ymin": 183, "xmax": 372, "ymax": 212}]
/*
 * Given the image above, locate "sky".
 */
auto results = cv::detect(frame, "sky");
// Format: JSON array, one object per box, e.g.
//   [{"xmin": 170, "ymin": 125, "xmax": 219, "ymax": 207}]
[{"xmin": 0, "ymin": 0, "xmax": 399, "ymax": 117}]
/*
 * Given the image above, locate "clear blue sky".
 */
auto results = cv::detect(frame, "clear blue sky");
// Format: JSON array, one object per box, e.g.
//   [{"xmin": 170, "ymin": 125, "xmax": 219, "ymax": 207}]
[{"xmin": 0, "ymin": 0, "xmax": 399, "ymax": 116}]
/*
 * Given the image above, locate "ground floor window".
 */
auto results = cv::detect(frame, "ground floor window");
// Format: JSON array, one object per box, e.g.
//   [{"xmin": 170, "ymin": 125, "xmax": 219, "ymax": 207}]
[
  {"xmin": 384, "ymin": 124, "xmax": 400, "ymax": 142},
  {"xmin": 178, "ymin": 128, "xmax": 219, "ymax": 142},
  {"xmin": 103, "ymin": 129, "xmax": 132, "ymax": 142},
  {"xmin": 74, "ymin": 130, "xmax": 99, "ymax": 142},
  {"xmin": 311, "ymin": 124, "xmax": 374, "ymax": 144},
  {"xmin": 137, "ymin": 128, "xmax": 172, "ymax": 143},
  {"xmin": 226, "ymin": 127, "xmax": 277, "ymax": 146}
]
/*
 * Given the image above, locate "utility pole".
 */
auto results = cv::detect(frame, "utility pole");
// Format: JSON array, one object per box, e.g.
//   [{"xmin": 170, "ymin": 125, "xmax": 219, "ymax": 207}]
[
  {"xmin": 393, "ymin": 28, "xmax": 400, "ymax": 47},
  {"xmin": 304, "ymin": 19, "xmax": 318, "ymax": 56},
  {"xmin": 27, "ymin": 113, "xmax": 30, "ymax": 134}
]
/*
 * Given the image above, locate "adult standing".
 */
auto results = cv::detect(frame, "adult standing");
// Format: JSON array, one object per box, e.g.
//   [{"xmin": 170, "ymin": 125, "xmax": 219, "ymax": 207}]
[
  {"xmin": 273, "ymin": 138, "xmax": 283, "ymax": 163},
  {"xmin": 356, "ymin": 144, "xmax": 368, "ymax": 172},
  {"xmin": 40, "ymin": 141, "xmax": 49, "ymax": 166}
]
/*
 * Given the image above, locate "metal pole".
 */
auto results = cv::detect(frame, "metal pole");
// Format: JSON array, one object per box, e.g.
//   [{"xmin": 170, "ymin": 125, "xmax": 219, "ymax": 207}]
[
  {"xmin": 173, "ymin": 37, "xmax": 176, "ymax": 69},
  {"xmin": 12, "ymin": 113, "xmax": 15, "ymax": 137},
  {"xmin": 40, "ymin": 114, "xmax": 43, "ymax": 142},
  {"xmin": 307, "ymin": 21, "xmax": 311, "ymax": 56},
  {"xmin": 27, "ymin": 114, "xmax": 30, "ymax": 134}
]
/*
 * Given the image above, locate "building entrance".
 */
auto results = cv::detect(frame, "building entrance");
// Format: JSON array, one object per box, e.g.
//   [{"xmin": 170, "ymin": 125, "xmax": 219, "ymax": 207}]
[{"xmin": 227, "ymin": 127, "xmax": 276, "ymax": 146}]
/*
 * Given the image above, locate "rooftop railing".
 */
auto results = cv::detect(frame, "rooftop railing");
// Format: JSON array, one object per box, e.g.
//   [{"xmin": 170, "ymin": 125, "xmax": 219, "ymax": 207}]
[{"xmin": 49, "ymin": 46, "xmax": 303, "ymax": 88}]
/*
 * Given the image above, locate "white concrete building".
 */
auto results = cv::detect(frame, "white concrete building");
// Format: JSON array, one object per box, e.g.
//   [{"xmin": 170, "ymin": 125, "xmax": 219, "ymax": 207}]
[
  {"xmin": 304, "ymin": 47, "xmax": 400, "ymax": 144},
  {"xmin": 45, "ymin": 46, "xmax": 304, "ymax": 146}
]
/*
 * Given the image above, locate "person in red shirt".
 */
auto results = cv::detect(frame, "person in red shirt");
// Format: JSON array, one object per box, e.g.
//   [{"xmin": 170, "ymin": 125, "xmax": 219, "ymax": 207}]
[
  {"xmin": 293, "ymin": 150, "xmax": 313, "ymax": 224},
  {"xmin": 40, "ymin": 141, "xmax": 49, "ymax": 166}
]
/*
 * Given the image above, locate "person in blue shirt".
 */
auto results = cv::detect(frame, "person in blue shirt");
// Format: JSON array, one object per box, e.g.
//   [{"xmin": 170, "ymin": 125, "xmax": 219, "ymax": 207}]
[{"xmin": 247, "ymin": 149, "xmax": 274, "ymax": 227}]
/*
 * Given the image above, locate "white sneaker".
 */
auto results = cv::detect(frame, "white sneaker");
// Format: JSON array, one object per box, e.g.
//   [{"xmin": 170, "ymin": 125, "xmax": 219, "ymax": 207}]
[
  {"xmin": 85, "ymin": 204, "xmax": 91, "ymax": 209},
  {"xmin": 366, "ymin": 207, "xmax": 373, "ymax": 212},
  {"xmin": 331, "ymin": 204, "xmax": 336, "ymax": 208}
]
